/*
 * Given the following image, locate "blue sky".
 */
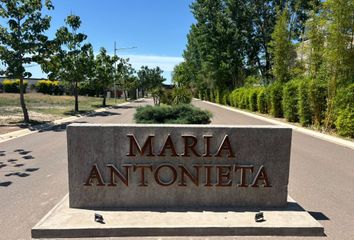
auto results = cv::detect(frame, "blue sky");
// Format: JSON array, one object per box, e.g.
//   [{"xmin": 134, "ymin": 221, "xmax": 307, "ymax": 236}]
[{"xmin": 23, "ymin": 0, "xmax": 196, "ymax": 83}]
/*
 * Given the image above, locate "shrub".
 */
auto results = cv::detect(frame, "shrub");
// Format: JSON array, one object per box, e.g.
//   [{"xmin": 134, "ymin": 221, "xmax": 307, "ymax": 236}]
[
  {"xmin": 298, "ymin": 80, "xmax": 312, "ymax": 126},
  {"xmin": 334, "ymin": 84, "xmax": 354, "ymax": 137},
  {"xmin": 269, "ymin": 83, "xmax": 283, "ymax": 117},
  {"xmin": 335, "ymin": 107, "xmax": 354, "ymax": 137},
  {"xmin": 215, "ymin": 89, "xmax": 220, "ymax": 104},
  {"xmin": 134, "ymin": 104, "xmax": 212, "ymax": 124},
  {"xmin": 257, "ymin": 88, "xmax": 268, "ymax": 113},
  {"xmin": 222, "ymin": 91, "xmax": 230, "ymax": 105},
  {"xmin": 36, "ymin": 80, "xmax": 64, "ymax": 95},
  {"xmin": 78, "ymin": 81, "xmax": 98, "ymax": 96},
  {"xmin": 308, "ymin": 79, "xmax": 327, "ymax": 127},
  {"xmin": 3, "ymin": 79, "xmax": 28, "ymax": 93},
  {"xmin": 282, "ymin": 80, "xmax": 299, "ymax": 122},
  {"xmin": 172, "ymin": 87, "xmax": 193, "ymax": 105},
  {"xmin": 198, "ymin": 91, "xmax": 202, "ymax": 100},
  {"xmin": 209, "ymin": 89, "xmax": 214, "ymax": 102},
  {"xmin": 248, "ymin": 88, "xmax": 258, "ymax": 112},
  {"xmin": 160, "ymin": 89, "xmax": 173, "ymax": 105}
]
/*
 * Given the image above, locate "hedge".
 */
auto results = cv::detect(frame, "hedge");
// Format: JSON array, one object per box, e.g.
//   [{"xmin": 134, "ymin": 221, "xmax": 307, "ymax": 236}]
[
  {"xmin": 248, "ymin": 88, "xmax": 258, "ymax": 112},
  {"xmin": 298, "ymin": 80, "xmax": 312, "ymax": 126},
  {"xmin": 282, "ymin": 80, "xmax": 299, "ymax": 122},
  {"xmin": 3, "ymin": 79, "xmax": 28, "ymax": 93},
  {"xmin": 334, "ymin": 84, "xmax": 354, "ymax": 137},
  {"xmin": 269, "ymin": 83, "xmax": 283, "ymax": 118},
  {"xmin": 308, "ymin": 79, "xmax": 327, "ymax": 126},
  {"xmin": 36, "ymin": 80, "xmax": 64, "ymax": 95},
  {"xmin": 257, "ymin": 88, "xmax": 268, "ymax": 113}
]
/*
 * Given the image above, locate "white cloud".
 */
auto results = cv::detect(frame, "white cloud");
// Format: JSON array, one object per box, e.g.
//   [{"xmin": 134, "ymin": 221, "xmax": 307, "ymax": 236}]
[{"xmin": 119, "ymin": 54, "xmax": 183, "ymax": 72}]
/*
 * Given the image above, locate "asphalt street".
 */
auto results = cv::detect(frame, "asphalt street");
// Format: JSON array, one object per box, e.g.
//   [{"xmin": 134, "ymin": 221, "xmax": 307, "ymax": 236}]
[{"xmin": 0, "ymin": 98, "xmax": 353, "ymax": 240}]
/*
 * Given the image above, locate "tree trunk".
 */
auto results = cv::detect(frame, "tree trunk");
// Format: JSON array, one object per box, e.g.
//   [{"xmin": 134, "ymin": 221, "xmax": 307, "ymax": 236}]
[
  {"xmin": 19, "ymin": 77, "xmax": 29, "ymax": 123},
  {"xmin": 102, "ymin": 91, "xmax": 106, "ymax": 107},
  {"xmin": 124, "ymin": 90, "xmax": 128, "ymax": 101},
  {"xmin": 74, "ymin": 80, "xmax": 79, "ymax": 112}
]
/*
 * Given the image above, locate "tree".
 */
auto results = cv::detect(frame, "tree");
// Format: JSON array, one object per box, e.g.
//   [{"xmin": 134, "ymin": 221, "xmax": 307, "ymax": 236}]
[
  {"xmin": 0, "ymin": 0, "xmax": 54, "ymax": 122},
  {"xmin": 172, "ymin": 62, "xmax": 191, "ymax": 87},
  {"xmin": 323, "ymin": 0, "xmax": 354, "ymax": 129},
  {"xmin": 94, "ymin": 47, "xmax": 117, "ymax": 107},
  {"xmin": 304, "ymin": 9, "xmax": 325, "ymax": 77},
  {"xmin": 269, "ymin": 8, "xmax": 295, "ymax": 83},
  {"xmin": 43, "ymin": 15, "xmax": 94, "ymax": 112},
  {"xmin": 137, "ymin": 66, "xmax": 165, "ymax": 105},
  {"xmin": 116, "ymin": 57, "xmax": 136, "ymax": 101}
]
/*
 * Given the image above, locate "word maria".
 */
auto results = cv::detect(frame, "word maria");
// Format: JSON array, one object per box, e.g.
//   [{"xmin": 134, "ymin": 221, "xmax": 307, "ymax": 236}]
[{"xmin": 84, "ymin": 134, "xmax": 272, "ymax": 188}]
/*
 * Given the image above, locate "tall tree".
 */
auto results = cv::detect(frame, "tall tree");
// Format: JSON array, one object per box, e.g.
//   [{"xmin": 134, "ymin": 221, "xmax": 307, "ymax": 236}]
[
  {"xmin": 94, "ymin": 47, "xmax": 117, "ymax": 107},
  {"xmin": 269, "ymin": 8, "xmax": 295, "ymax": 83},
  {"xmin": 43, "ymin": 15, "xmax": 94, "ymax": 112},
  {"xmin": 0, "ymin": 0, "xmax": 54, "ymax": 122},
  {"xmin": 323, "ymin": 0, "xmax": 354, "ymax": 128}
]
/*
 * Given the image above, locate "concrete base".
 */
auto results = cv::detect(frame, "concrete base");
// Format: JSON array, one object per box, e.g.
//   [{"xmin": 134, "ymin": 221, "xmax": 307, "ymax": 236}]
[{"xmin": 32, "ymin": 195, "xmax": 324, "ymax": 238}]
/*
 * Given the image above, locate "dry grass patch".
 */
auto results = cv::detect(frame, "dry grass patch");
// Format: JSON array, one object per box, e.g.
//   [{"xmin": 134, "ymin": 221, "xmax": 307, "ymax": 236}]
[{"xmin": 0, "ymin": 93, "xmax": 124, "ymax": 126}]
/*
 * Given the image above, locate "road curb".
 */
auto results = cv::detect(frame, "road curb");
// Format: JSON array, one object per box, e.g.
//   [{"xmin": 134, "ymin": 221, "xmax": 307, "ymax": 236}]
[
  {"xmin": 0, "ymin": 101, "xmax": 130, "ymax": 144},
  {"xmin": 198, "ymin": 99, "xmax": 354, "ymax": 150}
]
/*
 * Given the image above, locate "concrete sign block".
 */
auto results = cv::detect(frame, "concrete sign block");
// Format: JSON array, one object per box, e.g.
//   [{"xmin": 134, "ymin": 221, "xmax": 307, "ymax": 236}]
[{"xmin": 67, "ymin": 124, "xmax": 292, "ymax": 209}]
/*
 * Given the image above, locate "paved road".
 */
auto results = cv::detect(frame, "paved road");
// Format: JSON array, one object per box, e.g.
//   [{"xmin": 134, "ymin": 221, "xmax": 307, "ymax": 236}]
[
  {"xmin": 0, "ymin": 99, "xmax": 353, "ymax": 239},
  {"xmin": 0, "ymin": 100, "xmax": 148, "ymax": 240}
]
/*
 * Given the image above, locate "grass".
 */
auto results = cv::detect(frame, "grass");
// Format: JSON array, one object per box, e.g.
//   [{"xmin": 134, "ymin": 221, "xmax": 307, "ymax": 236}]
[{"xmin": 0, "ymin": 93, "xmax": 125, "ymax": 126}]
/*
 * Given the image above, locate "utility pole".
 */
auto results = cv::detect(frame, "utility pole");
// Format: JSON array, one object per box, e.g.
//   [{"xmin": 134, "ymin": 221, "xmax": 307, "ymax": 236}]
[{"xmin": 113, "ymin": 41, "xmax": 137, "ymax": 103}]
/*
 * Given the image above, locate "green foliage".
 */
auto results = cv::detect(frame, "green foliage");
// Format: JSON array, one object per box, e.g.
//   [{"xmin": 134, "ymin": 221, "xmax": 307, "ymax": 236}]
[
  {"xmin": 94, "ymin": 47, "xmax": 118, "ymax": 106},
  {"xmin": 134, "ymin": 104, "xmax": 212, "ymax": 124},
  {"xmin": 248, "ymin": 88, "xmax": 259, "ymax": 112},
  {"xmin": 257, "ymin": 88, "xmax": 268, "ymax": 114},
  {"xmin": 335, "ymin": 107, "xmax": 354, "ymax": 137},
  {"xmin": 269, "ymin": 9, "xmax": 295, "ymax": 83},
  {"xmin": 209, "ymin": 90, "xmax": 214, "ymax": 103},
  {"xmin": 35, "ymin": 80, "xmax": 64, "ymax": 95},
  {"xmin": 78, "ymin": 81, "xmax": 99, "ymax": 97},
  {"xmin": 298, "ymin": 80, "xmax": 312, "ymax": 126},
  {"xmin": 0, "ymin": 0, "xmax": 54, "ymax": 122},
  {"xmin": 334, "ymin": 84, "xmax": 354, "ymax": 137},
  {"xmin": 308, "ymin": 79, "xmax": 327, "ymax": 126},
  {"xmin": 160, "ymin": 89, "xmax": 173, "ymax": 105},
  {"xmin": 215, "ymin": 89, "xmax": 220, "ymax": 104},
  {"xmin": 150, "ymin": 87, "xmax": 164, "ymax": 105},
  {"xmin": 282, "ymin": 80, "xmax": 299, "ymax": 122},
  {"xmin": 269, "ymin": 83, "xmax": 283, "ymax": 117},
  {"xmin": 137, "ymin": 66, "xmax": 165, "ymax": 98},
  {"xmin": 221, "ymin": 91, "xmax": 230, "ymax": 105},
  {"xmin": 3, "ymin": 80, "xmax": 28, "ymax": 93},
  {"xmin": 172, "ymin": 87, "xmax": 193, "ymax": 105}
]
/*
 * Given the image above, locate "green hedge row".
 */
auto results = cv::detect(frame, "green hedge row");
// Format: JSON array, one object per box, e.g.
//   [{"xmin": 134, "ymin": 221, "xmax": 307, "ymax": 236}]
[
  {"xmin": 220, "ymin": 79, "xmax": 353, "ymax": 137},
  {"xmin": 35, "ymin": 80, "xmax": 64, "ymax": 95},
  {"xmin": 2, "ymin": 79, "xmax": 28, "ymax": 93},
  {"xmin": 227, "ymin": 79, "xmax": 328, "ymax": 126}
]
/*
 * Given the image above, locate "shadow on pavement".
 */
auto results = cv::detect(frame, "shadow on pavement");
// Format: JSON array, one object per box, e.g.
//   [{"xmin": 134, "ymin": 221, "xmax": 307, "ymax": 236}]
[
  {"xmin": 308, "ymin": 211, "xmax": 330, "ymax": 220},
  {"xmin": 0, "ymin": 181, "xmax": 12, "ymax": 187},
  {"xmin": 87, "ymin": 111, "xmax": 120, "ymax": 117},
  {"xmin": 0, "ymin": 149, "xmax": 39, "ymax": 187},
  {"xmin": 37, "ymin": 121, "xmax": 87, "ymax": 133}
]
